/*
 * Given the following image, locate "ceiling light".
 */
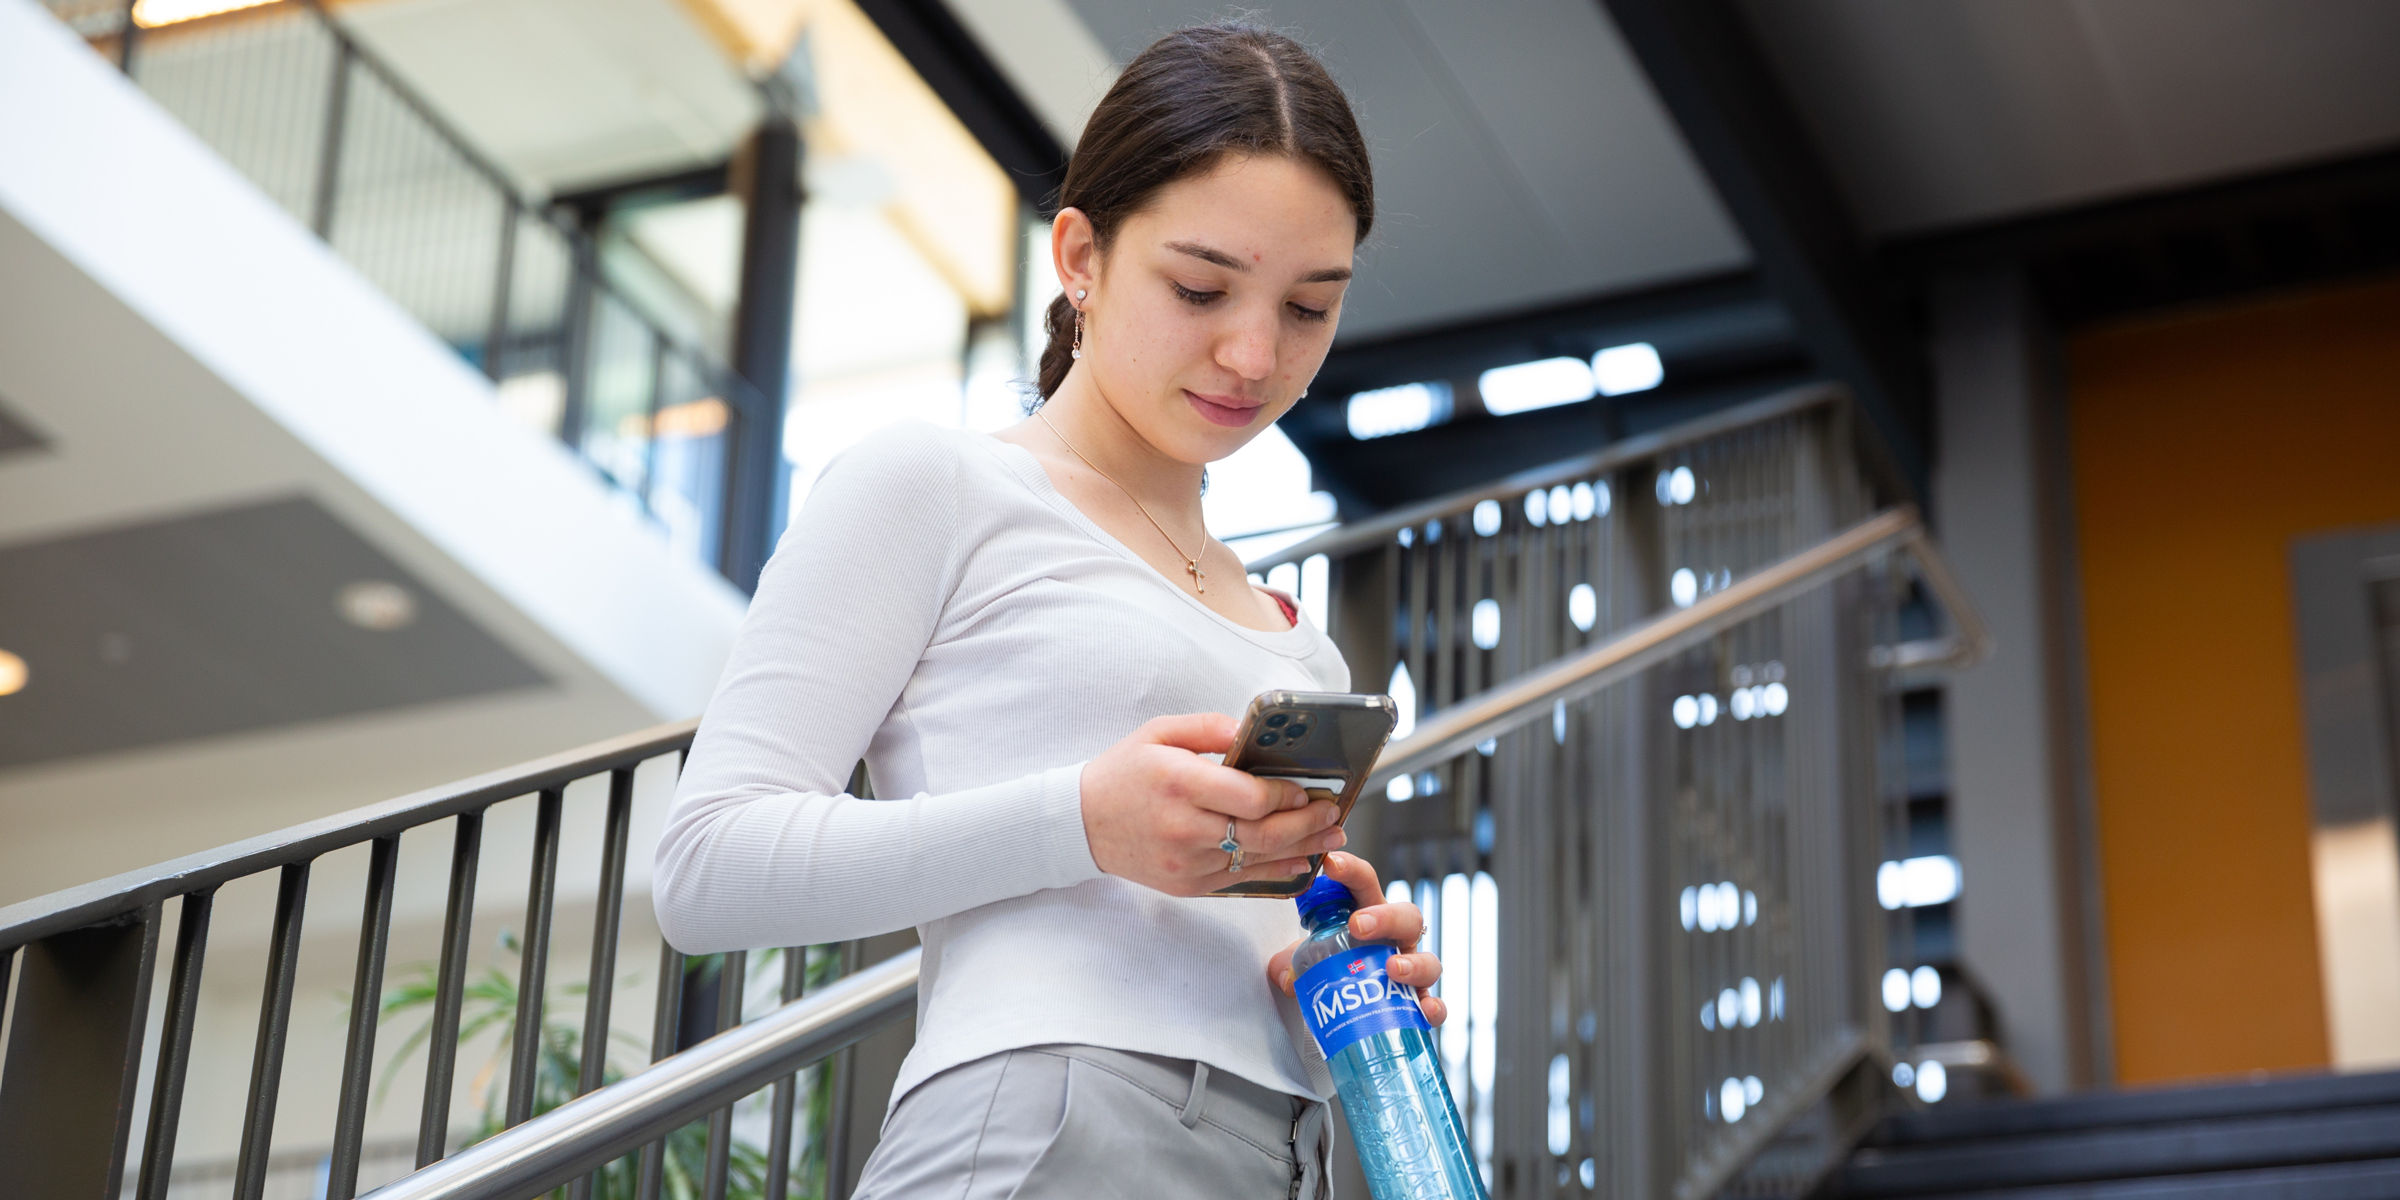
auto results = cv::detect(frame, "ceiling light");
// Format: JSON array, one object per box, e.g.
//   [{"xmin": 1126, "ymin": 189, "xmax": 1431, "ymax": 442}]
[
  {"xmin": 1592, "ymin": 342, "xmax": 1664, "ymax": 396},
  {"xmin": 132, "ymin": 0, "xmax": 282, "ymax": 28},
  {"xmin": 1479, "ymin": 357, "xmax": 1595, "ymax": 416},
  {"xmin": 0, "ymin": 648, "xmax": 25, "ymax": 696},
  {"xmin": 338, "ymin": 580, "xmax": 418, "ymax": 632},
  {"xmin": 1346, "ymin": 382, "xmax": 1452, "ymax": 439}
]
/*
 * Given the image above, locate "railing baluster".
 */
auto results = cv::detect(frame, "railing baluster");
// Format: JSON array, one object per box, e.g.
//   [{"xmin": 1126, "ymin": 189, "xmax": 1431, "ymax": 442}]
[
  {"xmin": 636, "ymin": 938, "xmax": 689, "ymax": 1200},
  {"xmin": 484, "ymin": 196, "xmax": 518, "ymax": 382},
  {"xmin": 824, "ymin": 938, "xmax": 862, "ymax": 1199},
  {"xmin": 233, "ymin": 862, "xmax": 311, "ymax": 1200},
  {"xmin": 702, "ymin": 948, "xmax": 749, "ymax": 1200},
  {"xmin": 566, "ymin": 768, "xmax": 638, "ymax": 1200},
  {"xmin": 328, "ymin": 836, "xmax": 399, "ymax": 1199},
  {"xmin": 419, "ymin": 810, "xmax": 485, "ymax": 1166},
  {"xmin": 763, "ymin": 944, "xmax": 809, "ymax": 1200},
  {"xmin": 135, "ymin": 890, "xmax": 212, "ymax": 1200},
  {"xmin": 309, "ymin": 32, "xmax": 352, "ymax": 239},
  {"xmin": 506, "ymin": 787, "xmax": 566, "ymax": 1129},
  {"xmin": 641, "ymin": 333, "xmax": 670, "ymax": 516}
]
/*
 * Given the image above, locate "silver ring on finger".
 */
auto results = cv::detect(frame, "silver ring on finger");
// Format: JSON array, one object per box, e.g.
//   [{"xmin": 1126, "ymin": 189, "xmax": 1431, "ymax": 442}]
[{"xmin": 1221, "ymin": 819, "xmax": 1245, "ymax": 873}]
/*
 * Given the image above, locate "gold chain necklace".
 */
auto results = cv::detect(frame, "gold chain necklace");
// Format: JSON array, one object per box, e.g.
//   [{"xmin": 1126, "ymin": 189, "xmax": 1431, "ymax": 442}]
[{"xmin": 1036, "ymin": 408, "xmax": 1210, "ymax": 594}]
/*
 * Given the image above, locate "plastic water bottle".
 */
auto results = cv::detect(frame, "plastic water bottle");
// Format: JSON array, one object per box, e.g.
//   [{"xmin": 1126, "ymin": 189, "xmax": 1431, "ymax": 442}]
[{"xmin": 1292, "ymin": 876, "xmax": 1488, "ymax": 1200}]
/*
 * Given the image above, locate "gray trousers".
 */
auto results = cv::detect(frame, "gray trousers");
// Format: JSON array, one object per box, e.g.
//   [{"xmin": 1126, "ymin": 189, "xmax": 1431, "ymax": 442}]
[{"xmin": 853, "ymin": 1044, "xmax": 1335, "ymax": 1199}]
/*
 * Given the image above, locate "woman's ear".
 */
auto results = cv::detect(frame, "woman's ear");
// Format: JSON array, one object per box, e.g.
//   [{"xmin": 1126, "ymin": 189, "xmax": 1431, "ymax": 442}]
[{"xmin": 1051, "ymin": 207, "xmax": 1099, "ymax": 304}]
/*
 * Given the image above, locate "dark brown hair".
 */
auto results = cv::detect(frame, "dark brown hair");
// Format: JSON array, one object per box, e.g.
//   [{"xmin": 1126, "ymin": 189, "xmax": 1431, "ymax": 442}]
[{"xmin": 1034, "ymin": 22, "xmax": 1374, "ymax": 400}]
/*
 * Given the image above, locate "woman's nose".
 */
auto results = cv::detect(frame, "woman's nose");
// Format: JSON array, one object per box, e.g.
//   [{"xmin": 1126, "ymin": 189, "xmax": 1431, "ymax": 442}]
[{"xmin": 1216, "ymin": 307, "xmax": 1278, "ymax": 381}]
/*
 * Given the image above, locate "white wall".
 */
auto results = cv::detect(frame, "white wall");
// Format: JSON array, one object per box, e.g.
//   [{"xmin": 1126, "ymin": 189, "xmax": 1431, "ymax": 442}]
[{"xmin": 0, "ymin": 0, "xmax": 753, "ymax": 906}]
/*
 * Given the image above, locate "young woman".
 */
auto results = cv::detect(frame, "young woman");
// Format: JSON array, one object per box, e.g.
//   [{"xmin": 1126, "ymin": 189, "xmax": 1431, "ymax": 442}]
[{"xmin": 654, "ymin": 23, "xmax": 1449, "ymax": 1198}]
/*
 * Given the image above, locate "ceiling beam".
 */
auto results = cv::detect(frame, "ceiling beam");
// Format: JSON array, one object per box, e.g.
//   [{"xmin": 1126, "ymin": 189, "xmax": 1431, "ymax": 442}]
[
  {"xmin": 1883, "ymin": 145, "xmax": 2400, "ymax": 327},
  {"xmin": 1599, "ymin": 0, "xmax": 1927, "ymax": 496},
  {"xmin": 549, "ymin": 163, "xmax": 731, "ymax": 223},
  {"xmin": 1284, "ymin": 271, "xmax": 1812, "ymax": 514},
  {"xmin": 849, "ymin": 0, "xmax": 1070, "ymax": 208},
  {"xmin": 1297, "ymin": 368, "xmax": 1818, "ymax": 515},
  {"xmin": 1309, "ymin": 271, "xmax": 1795, "ymax": 402}
]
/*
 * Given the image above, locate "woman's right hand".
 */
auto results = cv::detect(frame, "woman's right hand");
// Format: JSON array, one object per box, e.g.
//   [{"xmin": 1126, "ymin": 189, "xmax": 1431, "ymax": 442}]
[{"xmin": 1079, "ymin": 713, "xmax": 1348, "ymax": 897}]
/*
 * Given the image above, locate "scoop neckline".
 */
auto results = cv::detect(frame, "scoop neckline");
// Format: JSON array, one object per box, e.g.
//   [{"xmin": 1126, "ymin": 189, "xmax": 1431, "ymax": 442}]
[{"xmin": 969, "ymin": 431, "xmax": 1323, "ymax": 652}]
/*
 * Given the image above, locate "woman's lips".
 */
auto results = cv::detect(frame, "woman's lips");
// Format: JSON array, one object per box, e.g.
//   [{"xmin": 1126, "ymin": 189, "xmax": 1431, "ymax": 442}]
[{"xmin": 1185, "ymin": 390, "xmax": 1262, "ymax": 427}]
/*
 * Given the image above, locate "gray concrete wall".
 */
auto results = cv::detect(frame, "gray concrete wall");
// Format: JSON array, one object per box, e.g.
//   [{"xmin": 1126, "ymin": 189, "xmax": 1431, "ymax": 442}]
[{"xmin": 1927, "ymin": 266, "xmax": 2110, "ymax": 1092}]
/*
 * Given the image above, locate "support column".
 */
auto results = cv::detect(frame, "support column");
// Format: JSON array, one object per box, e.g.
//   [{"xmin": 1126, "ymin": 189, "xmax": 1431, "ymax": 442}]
[
  {"xmin": 1928, "ymin": 265, "xmax": 2109, "ymax": 1091},
  {"xmin": 721, "ymin": 117, "xmax": 804, "ymax": 592}
]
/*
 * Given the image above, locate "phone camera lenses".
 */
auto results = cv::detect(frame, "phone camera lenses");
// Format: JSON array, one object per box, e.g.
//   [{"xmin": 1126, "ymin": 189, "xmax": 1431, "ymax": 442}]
[
  {"xmin": 1285, "ymin": 723, "xmax": 1310, "ymax": 740},
  {"xmin": 1265, "ymin": 713, "xmax": 1289, "ymax": 728},
  {"xmin": 1256, "ymin": 732, "xmax": 1280, "ymax": 747}
]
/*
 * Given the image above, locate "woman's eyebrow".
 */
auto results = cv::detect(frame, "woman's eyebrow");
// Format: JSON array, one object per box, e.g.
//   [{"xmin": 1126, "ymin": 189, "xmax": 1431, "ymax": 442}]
[{"xmin": 1167, "ymin": 240, "xmax": 1353, "ymax": 284}]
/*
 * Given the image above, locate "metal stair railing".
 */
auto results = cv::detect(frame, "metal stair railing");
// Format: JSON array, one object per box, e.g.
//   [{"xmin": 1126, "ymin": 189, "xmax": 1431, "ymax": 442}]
[
  {"xmin": 338, "ymin": 500, "xmax": 1984, "ymax": 1200},
  {"xmin": 1242, "ymin": 383, "xmax": 1985, "ymax": 1197},
  {"xmin": 34, "ymin": 0, "xmax": 773, "ymax": 584},
  {"xmin": 0, "ymin": 385, "xmax": 1982, "ymax": 1199},
  {"xmin": 0, "ymin": 722, "xmax": 894, "ymax": 1200}
]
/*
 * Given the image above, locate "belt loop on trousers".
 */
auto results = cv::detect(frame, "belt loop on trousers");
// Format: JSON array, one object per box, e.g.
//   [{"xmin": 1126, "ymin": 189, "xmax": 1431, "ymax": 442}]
[{"xmin": 1177, "ymin": 1062, "xmax": 1210, "ymax": 1129}]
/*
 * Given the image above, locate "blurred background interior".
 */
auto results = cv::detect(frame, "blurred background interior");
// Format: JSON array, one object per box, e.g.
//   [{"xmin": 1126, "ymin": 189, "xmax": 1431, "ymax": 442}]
[{"xmin": 4, "ymin": 1, "xmax": 2400, "ymax": 1197}]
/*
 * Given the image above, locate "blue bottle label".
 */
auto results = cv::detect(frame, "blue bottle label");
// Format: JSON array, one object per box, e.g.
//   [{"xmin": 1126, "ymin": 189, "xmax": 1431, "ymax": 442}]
[{"xmin": 1297, "ymin": 945, "xmax": 1431, "ymax": 1056}]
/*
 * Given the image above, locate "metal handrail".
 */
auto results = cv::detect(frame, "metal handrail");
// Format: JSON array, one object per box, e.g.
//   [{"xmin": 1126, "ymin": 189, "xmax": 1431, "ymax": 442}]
[
  {"xmin": 0, "ymin": 720, "xmax": 697, "ymax": 951},
  {"xmin": 1366, "ymin": 506, "xmax": 1990, "ymax": 790},
  {"xmin": 0, "ymin": 388, "xmax": 1975, "ymax": 1197},
  {"xmin": 347, "ymin": 505, "xmax": 1989, "ymax": 1200},
  {"xmin": 1246, "ymin": 381, "xmax": 1845, "ymax": 572},
  {"xmin": 359, "ymin": 950, "xmax": 921, "ymax": 1200}
]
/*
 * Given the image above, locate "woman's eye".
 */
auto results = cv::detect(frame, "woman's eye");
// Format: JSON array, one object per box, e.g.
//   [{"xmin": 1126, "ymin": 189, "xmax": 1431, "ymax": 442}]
[
  {"xmin": 1289, "ymin": 303, "xmax": 1331, "ymax": 324},
  {"xmin": 1170, "ymin": 281, "xmax": 1222, "ymax": 306}
]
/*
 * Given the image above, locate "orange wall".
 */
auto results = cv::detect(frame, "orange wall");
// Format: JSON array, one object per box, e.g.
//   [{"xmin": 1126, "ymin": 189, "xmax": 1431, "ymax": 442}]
[{"xmin": 2069, "ymin": 275, "xmax": 2400, "ymax": 1085}]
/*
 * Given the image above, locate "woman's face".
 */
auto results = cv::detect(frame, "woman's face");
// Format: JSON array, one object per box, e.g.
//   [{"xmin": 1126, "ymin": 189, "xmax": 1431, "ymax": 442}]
[{"xmin": 1061, "ymin": 153, "xmax": 1357, "ymax": 464}]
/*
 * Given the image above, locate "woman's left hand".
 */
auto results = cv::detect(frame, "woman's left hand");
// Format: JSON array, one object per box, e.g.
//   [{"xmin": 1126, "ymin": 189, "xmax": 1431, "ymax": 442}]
[{"xmin": 1266, "ymin": 851, "xmax": 1448, "ymax": 1028}]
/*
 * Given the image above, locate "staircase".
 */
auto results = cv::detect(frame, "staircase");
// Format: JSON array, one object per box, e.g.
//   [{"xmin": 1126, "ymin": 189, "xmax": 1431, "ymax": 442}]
[
  {"xmin": 2, "ymin": 384, "xmax": 2003, "ymax": 1200},
  {"xmin": 1819, "ymin": 1068, "xmax": 2400, "ymax": 1199}
]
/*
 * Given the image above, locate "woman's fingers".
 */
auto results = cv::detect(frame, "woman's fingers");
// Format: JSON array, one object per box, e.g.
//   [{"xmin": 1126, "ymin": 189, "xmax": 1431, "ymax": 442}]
[
  {"xmin": 1348, "ymin": 899, "xmax": 1424, "ymax": 948},
  {"xmin": 1231, "ymin": 797, "xmax": 1344, "ymax": 860},
  {"xmin": 1321, "ymin": 850, "xmax": 1386, "ymax": 906},
  {"xmin": 1196, "ymin": 768, "xmax": 1311, "ymax": 822},
  {"xmin": 1386, "ymin": 951, "xmax": 1442, "ymax": 989},
  {"xmin": 1418, "ymin": 992, "xmax": 1449, "ymax": 1027}
]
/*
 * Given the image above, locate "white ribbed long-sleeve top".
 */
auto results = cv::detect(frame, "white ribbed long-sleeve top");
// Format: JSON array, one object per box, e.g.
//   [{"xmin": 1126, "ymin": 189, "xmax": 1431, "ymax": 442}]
[{"xmin": 652, "ymin": 420, "xmax": 1347, "ymax": 1110}]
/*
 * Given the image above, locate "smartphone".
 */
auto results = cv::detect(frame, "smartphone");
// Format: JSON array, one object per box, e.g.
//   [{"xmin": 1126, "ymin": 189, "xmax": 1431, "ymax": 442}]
[{"xmin": 1207, "ymin": 690, "xmax": 1400, "ymax": 898}]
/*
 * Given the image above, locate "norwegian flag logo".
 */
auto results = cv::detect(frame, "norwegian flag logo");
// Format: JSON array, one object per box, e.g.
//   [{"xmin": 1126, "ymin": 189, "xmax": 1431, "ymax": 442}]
[{"xmin": 1348, "ymin": 959, "xmax": 1368, "ymax": 975}]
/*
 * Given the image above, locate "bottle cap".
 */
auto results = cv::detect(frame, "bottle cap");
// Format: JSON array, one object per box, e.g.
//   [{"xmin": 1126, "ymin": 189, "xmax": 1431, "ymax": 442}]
[{"xmin": 1295, "ymin": 875, "xmax": 1355, "ymax": 927}]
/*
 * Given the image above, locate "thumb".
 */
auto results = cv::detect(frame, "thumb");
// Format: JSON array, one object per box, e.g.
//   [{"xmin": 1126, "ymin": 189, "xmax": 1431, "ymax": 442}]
[
  {"xmin": 1266, "ymin": 939, "xmax": 1299, "ymax": 995},
  {"xmin": 1139, "ymin": 712, "xmax": 1238, "ymax": 756}
]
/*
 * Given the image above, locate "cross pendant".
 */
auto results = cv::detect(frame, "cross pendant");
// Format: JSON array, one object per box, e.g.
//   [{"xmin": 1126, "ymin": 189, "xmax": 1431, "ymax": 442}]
[{"xmin": 1187, "ymin": 559, "xmax": 1206, "ymax": 593}]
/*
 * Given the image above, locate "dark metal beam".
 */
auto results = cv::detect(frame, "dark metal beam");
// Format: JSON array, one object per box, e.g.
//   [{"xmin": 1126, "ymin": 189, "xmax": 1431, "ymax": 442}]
[
  {"xmin": 1883, "ymin": 144, "xmax": 2400, "ymax": 328},
  {"xmin": 1297, "ymin": 368, "xmax": 1815, "ymax": 515},
  {"xmin": 849, "ymin": 0, "xmax": 1070, "ymax": 208},
  {"xmin": 1285, "ymin": 273, "xmax": 1813, "ymax": 514},
  {"xmin": 721, "ymin": 118, "xmax": 804, "ymax": 592},
  {"xmin": 550, "ymin": 162, "xmax": 732, "ymax": 224},
  {"xmin": 1599, "ymin": 0, "xmax": 1928, "ymax": 496},
  {"xmin": 1313, "ymin": 271, "xmax": 1789, "ymax": 397}
]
